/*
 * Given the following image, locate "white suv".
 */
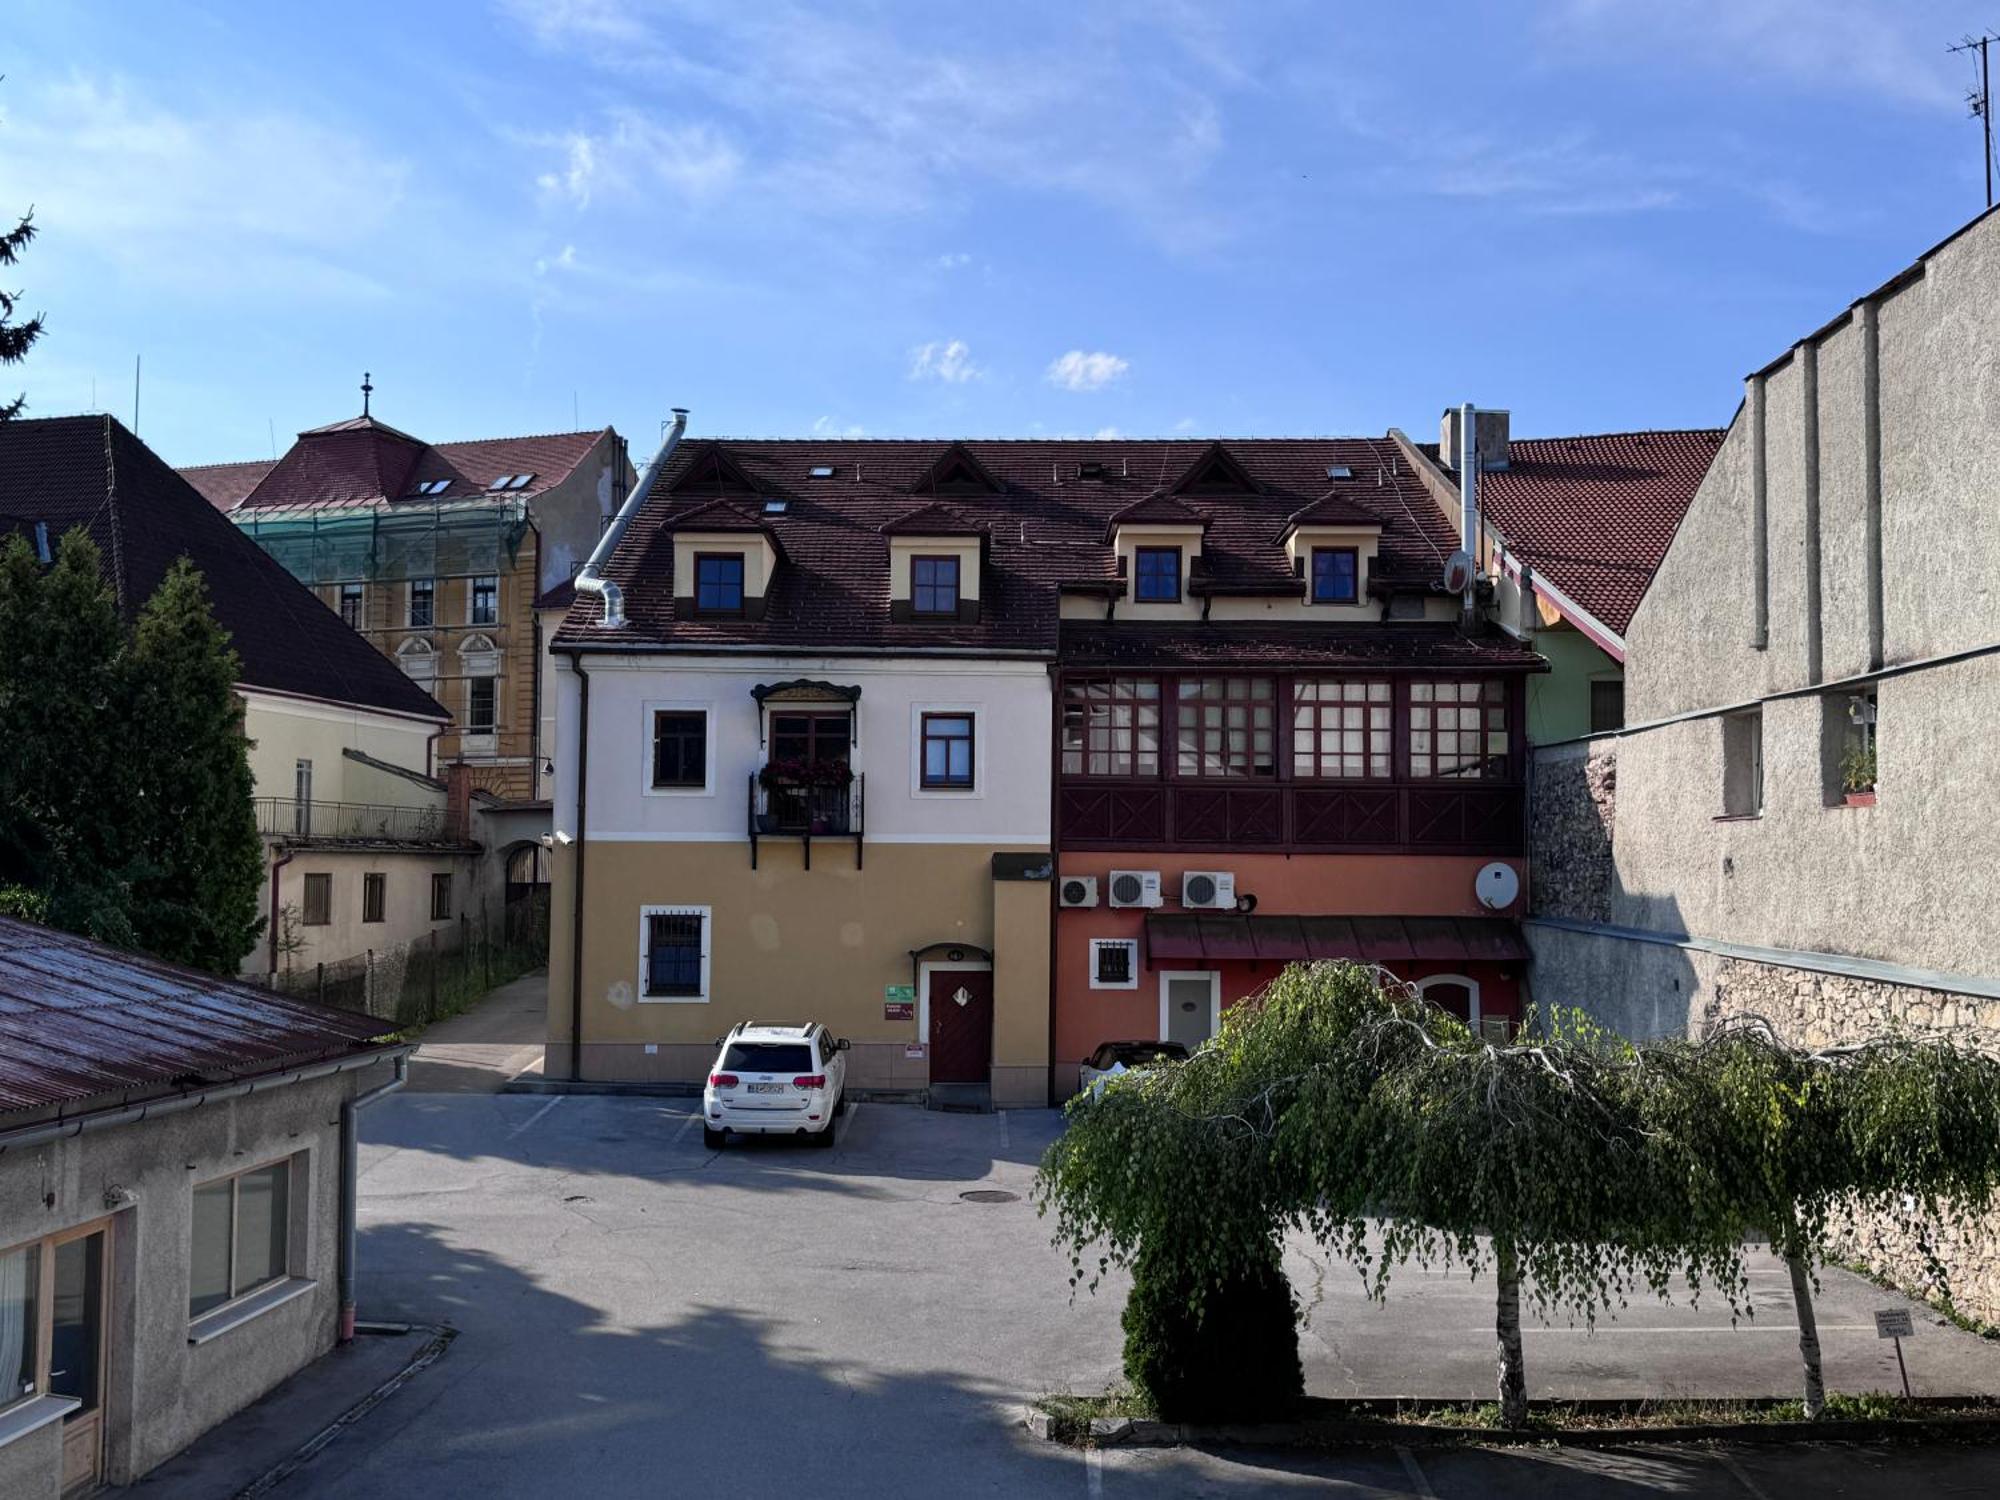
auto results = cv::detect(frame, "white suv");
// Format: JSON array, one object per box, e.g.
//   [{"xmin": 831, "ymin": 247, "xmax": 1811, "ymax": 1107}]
[{"xmin": 702, "ymin": 1022, "xmax": 849, "ymax": 1149}]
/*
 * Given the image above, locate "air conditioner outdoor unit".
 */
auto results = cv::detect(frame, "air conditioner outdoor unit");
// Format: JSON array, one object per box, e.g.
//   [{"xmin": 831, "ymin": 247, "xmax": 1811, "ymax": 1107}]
[
  {"xmin": 1057, "ymin": 875, "xmax": 1099, "ymax": 909},
  {"xmin": 1107, "ymin": 870, "xmax": 1163, "ymax": 909},
  {"xmin": 1181, "ymin": 871, "xmax": 1236, "ymax": 910}
]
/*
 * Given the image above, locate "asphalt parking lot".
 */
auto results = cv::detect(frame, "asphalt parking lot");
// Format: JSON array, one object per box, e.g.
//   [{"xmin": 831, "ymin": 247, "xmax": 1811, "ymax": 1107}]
[{"xmin": 252, "ymin": 1092, "xmax": 2000, "ymax": 1498}]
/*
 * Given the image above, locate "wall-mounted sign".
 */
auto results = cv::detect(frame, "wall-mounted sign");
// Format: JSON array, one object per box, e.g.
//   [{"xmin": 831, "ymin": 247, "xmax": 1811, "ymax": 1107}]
[
  {"xmin": 904, "ymin": 1043, "xmax": 927, "ymax": 1060},
  {"xmin": 885, "ymin": 984, "xmax": 915, "ymax": 1002},
  {"xmin": 884, "ymin": 1001, "xmax": 914, "ymax": 1021}
]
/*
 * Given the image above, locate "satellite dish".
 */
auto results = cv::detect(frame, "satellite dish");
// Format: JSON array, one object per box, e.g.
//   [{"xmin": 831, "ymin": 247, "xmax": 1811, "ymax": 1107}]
[
  {"xmin": 1442, "ymin": 550, "xmax": 1476, "ymax": 594},
  {"xmin": 1475, "ymin": 862, "xmax": 1520, "ymax": 911}
]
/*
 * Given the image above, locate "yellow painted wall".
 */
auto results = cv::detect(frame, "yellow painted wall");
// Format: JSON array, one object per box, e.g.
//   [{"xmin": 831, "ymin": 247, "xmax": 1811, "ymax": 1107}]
[{"xmin": 241, "ymin": 692, "xmax": 439, "ymax": 809}]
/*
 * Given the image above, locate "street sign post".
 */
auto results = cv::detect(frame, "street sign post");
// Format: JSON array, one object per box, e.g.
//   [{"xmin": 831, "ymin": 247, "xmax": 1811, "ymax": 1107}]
[{"xmin": 1874, "ymin": 1308, "xmax": 1915, "ymax": 1396}]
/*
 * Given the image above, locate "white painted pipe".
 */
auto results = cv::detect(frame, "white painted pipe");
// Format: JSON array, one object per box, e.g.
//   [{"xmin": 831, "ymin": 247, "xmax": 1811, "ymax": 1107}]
[{"xmin": 575, "ymin": 407, "xmax": 689, "ymax": 629}]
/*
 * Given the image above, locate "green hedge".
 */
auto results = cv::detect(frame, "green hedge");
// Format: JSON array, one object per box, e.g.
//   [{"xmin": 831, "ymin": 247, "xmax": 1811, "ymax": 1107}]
[{"xmin": 1122, "ymin": 1240, "xmax": 1303, "ymax": 1423}]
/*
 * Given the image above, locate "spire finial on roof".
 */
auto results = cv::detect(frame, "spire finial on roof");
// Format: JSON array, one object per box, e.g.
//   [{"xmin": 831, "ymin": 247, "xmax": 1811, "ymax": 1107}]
[{"xmin": 361, "ymin": 371, "xmax": 374, "ymax": 417}]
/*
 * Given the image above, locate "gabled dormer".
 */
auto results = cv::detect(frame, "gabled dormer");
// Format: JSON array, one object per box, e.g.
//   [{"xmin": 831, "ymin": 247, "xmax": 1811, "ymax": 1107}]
[
  {"xmin": 909, "ymin": 442, "xmax": 1003, "ymax": 498},
  {"xmin": 1170, "ymin": 441, "xmax": 1262, "ymax": 497},
  {"xmin": 669, "ymin": 442, "xmax": 765, "ymax": 499},
  {"xmin": 1276, "ymin": 494, "xmax": 1384, "ymax": 611},
  {"xmin": 668, "ymin": 498, "xmax": 785, "ymax": 621},
  {"xmin": 1103, "ymin": 492, "xmax": 1209, "ymax": 613},
  {"xmin": 880, "ymin": 502, "xmax": 985, "ymax": 624}
]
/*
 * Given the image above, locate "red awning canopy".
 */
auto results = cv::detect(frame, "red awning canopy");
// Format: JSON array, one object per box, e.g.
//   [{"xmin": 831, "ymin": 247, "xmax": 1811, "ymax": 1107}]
[{"xmin": 1144, "ymin": 914, "xmax": 1525, "ymax": 966}]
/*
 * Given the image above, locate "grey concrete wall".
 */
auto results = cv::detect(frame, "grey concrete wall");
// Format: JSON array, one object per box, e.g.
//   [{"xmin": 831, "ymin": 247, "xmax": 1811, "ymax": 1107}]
[
  {"xmin": 0, "ymin": 1064, "xmax": 387, "ymax": 1487},
  {"xmin": 0, "ymin": 1417, "xmax": 60, "ymax": 1500}
]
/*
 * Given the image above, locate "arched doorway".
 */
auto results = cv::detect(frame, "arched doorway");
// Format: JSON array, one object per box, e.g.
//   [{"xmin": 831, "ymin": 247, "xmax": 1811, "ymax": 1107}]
[{"xmin": 1416, "ymin": 973, "xmax": 1481, "ymax": 1027}]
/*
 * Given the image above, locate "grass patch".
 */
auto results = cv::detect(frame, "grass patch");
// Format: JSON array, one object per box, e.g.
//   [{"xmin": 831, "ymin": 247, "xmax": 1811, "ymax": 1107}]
[{"xmin": 1034, "ymin": 1388, "xmax": 1154, "ymax": 1441}]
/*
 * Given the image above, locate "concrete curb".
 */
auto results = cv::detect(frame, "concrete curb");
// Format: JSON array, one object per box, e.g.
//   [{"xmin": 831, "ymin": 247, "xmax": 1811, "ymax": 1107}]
[{"xmin": 1021, "ymin": 1404, "xmax": 2000, "ymax": 1452}]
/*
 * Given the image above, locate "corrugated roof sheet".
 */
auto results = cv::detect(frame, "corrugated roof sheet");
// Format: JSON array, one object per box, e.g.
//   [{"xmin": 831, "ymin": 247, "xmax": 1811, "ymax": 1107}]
[{"xmin": 0, "ymin": 917, "xmax": 397, "ymax": 1116}]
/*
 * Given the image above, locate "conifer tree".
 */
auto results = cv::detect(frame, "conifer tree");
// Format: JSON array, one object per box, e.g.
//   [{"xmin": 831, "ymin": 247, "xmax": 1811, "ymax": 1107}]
[
  {"xmin": 0, "ymin": 197, "xmax": 41, "ymax": 420},
  {"xmin": 122, "ymin": 557, "xmax": 264, "ymax": 970}
]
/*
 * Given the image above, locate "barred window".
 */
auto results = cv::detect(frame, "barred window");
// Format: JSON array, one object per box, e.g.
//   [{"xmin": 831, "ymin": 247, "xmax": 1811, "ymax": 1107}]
[
  {"xmin": 1061, "ymin": 676, "xmax": 1162, "ymax": 777},
  {"xmin": 1090, "ymin": 939, "xmax": 1138, "ymax": 988},
  {"xmin": 645, "ymin": 910, "xmax": 707, "ymax": 998},
  {"xmin": 1293, "ymin": 678, "xmax": 1392, "ymax": 778},
  {"xmin": 1409, "ymin": 680, "xmax": 1509, "ymax": 779},
  {"xmin": 1175, "ymin": 676, "xmax": 1276, "ymax": 778}
]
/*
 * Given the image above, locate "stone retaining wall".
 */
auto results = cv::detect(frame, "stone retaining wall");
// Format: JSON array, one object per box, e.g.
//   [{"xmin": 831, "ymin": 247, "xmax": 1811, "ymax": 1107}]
[{"xmin": 1528, "ymin": 741, "xmax": 1617, "ymax": 924}]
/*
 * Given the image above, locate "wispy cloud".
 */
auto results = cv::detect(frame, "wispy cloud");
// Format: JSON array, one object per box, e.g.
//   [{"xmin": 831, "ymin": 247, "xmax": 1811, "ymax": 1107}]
[
  {"xmin": 1046, "ymin": 350, "xmax": 1130, "ymax": 392},
  {"xmin": 530, "ymin": 110, "xmax": 741, "ymax": 209},
  {"xmin": 812, "ymin": 413, "xmax": 866, "ymax": 436},
  {"xmin": 908, "ymin": 339, "xmax": 981, "ymax": 383}
]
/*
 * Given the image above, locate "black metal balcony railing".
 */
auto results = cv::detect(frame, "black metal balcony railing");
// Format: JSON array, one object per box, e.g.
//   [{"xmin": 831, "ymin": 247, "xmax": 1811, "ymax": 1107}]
[
  {"xmin": 746, "ymin": 774, "xmax": 865, "ymax": 870},
  {"xmin": 257, "ymin": 798, "xmax": 467, "ymax": 844}
]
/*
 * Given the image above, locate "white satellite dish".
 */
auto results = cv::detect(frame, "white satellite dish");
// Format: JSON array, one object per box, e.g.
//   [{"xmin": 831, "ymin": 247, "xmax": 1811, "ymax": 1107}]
[
  {"xmin": 1442, "ymin": 550, "xmax": 1476, "ymax": 595},
  {"xmin": 1474, "ymin": 862, "xmax": 1520, "ymax": 911}
]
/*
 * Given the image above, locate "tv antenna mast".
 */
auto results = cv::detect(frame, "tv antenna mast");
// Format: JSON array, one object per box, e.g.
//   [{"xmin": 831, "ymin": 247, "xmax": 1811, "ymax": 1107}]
[{"xmin": 1950, "ymin": 31, "xmax": 2000, "ymax": 208}]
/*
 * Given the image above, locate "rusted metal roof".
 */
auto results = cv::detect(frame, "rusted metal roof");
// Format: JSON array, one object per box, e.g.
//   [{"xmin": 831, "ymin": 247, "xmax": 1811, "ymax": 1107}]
[{"xmin": 0, "ymin": 917, "xmax": 397, "ymax": 1116}]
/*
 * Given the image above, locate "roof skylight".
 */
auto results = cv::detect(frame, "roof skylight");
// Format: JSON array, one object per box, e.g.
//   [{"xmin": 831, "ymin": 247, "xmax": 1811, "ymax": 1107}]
[
  {"xmin": 809, "ymin": 465, "xmax": 836, "ymax": 478},
  {"xmin": 412, "ymin": 478, "xmax": 451, "ymax": 496},
  {"xmin": 1326, "ymin": 465, "xmax": 1353, "ymax": 480},
  {"xmin": 763, "ymin": 499, "xmax": 790, "ymax": 515},
  {"xmin": 508, "ymin": 473, "xmax": 535, "ymax": 490}
]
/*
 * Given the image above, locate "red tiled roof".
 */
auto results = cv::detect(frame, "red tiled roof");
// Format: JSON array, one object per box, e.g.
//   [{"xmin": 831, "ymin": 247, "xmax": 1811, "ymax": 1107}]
[
  {"xmin": 879, "ymin": 500, "xmax": 987, "ymax": 536},
  {"xmin": 1, "ymin": 415, "xmax": 446, "ymax": 721},
  {"xmin": 0, "ymin": 915, "xmax": 397, "ymax": 1115},
  {"xmin": 206, "ymin": 420, "xmax": 611, "ymax": 512},
  {"xmin": 557, "ymin": 438, "xmax": 1465, "ymax": 657},
  {"xmin": 1474, "ymin": 430, "xmax": 1722, "ymax": 636},
  {"xmin": 181, "ymin": 459, "xmax": 275, "ymax": 512}
]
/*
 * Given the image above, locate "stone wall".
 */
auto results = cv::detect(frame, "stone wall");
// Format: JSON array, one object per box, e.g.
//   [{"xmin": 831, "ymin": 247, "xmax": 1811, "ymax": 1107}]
[
  {"xmin": 1528, "ymin": 740, "xmax": 1618, "ymax": 924},
  {"xmin": 1703, "ymin": 956, "xmax": 2000, "ymax": 1329}
]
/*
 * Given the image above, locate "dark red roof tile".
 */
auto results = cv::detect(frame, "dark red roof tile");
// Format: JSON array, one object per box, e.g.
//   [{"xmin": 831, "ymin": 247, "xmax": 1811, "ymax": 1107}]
[
  {"xmin": 1475, "ymin": 430, "xmax": 1722, "ymax": 636},
  {"xmin": 1060, "ymin": 621, "xmax": 1546, "ymax": 671}
]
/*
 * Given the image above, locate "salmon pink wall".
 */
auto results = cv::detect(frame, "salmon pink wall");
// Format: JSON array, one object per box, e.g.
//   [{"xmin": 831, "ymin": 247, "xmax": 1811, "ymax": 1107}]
[{"xmin": 1053, "ymin": 851, "xmax": 1526, "ymax": 1090}]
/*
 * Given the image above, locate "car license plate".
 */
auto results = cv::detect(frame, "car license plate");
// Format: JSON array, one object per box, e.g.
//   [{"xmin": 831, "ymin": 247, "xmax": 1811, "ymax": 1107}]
[{"xmin": 748, "ymin": 1082, "xmax": 785, "ymax": 1093}]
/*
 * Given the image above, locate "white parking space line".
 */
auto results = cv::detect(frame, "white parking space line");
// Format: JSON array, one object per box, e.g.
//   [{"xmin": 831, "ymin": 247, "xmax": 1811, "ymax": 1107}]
[
  {"xmin": 836, "ymin": 1102, "xmax": 861, "ymax": 1148},
  {"xmin": 1084, "ymin": 1444, "xmax": 1103, "ymax": 1500},
  {"xmin": 997, "ymin": 1109, "xmax": 1011, "ymax": 1151},
  {"xmin": 1715, "ymin": 1450, "xmax": 1777, "ymax": 1500},
  {"xmin": 1394, "ymin": 1445, "xmax": 1437, "ymax": 1500},
  {"xmin": 671, "ymin": 1111, "xmax": 699, "ymax": 1145},
  {"xmin": 506, "ymin": 1095, "xmax": 564, "ymax": 1138}
]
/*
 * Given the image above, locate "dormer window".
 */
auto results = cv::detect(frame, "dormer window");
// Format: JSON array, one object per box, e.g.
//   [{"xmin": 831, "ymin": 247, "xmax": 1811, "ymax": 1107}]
[
  {"xmin": 912, "ymin": 556, "xmax": 960, "ymax": 617},
  {"xmin": 695, "ymin": 554, "xmax": 745, "ymax": 616},
  {"xmin": 1135, "ymin": 547, "xmax": 1182, "ymax": 603},
  {"xmin": 1311, "ymin": 547, "xmax": 1359, "ymax": 605}
]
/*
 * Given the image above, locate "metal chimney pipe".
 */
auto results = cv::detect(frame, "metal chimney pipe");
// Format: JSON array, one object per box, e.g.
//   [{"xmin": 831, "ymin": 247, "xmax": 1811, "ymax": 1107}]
[
  {"xmin": 575, "ymin": 407, "xmax": 689, "ymax": 629},
  {"xmin": 1459, "ymin": 402, "xmax": 1479, "ymax": 629}
]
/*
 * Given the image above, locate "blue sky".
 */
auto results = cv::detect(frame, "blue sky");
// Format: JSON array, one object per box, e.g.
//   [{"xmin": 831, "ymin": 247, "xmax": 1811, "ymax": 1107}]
[{"xmin": 3, "ymin": 1, "xmax": 1995, "ymax": 465}]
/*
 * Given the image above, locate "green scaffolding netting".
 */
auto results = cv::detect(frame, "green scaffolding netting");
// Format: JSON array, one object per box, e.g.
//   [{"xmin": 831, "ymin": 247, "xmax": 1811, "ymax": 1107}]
[{"xmin": 235, "ymin": 503, "xmax": 530, "ymax": 585}]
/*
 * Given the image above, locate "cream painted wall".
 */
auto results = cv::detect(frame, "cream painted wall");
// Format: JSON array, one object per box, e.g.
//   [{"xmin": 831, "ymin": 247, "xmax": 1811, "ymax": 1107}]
[
  {"xmin": 887, "ymin": 536, "xmax": 983, "ymax": 601},
  {"xmin": 240, "ymin": 691, "xmax": 441, "ymax": 808},
  {"xmin": 670, "ymin": 531, "xmax": 777, "ymax": 603},
  {"xmin": 552, "ymin": 653, "xmax": 1052, "ymax": 843}
]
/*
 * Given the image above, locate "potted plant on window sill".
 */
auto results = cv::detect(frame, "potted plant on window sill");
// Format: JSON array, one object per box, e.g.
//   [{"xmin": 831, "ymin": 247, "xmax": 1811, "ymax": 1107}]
[{"xmin": 1840, "ymin": 745, "xmax": 1877, "ymax": 807}]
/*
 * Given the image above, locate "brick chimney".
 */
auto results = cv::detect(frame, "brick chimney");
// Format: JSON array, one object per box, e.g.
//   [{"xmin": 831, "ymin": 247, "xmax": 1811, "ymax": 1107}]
[{"xmin": 446, "ymin": 763, "xmax": 472, "ymax": 841}]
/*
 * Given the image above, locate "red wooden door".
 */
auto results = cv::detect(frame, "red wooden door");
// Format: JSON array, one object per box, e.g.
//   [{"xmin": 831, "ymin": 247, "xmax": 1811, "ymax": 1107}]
[{"xmin": 927, "ymin": 969, "xmax": 993, "ymax": 1085}]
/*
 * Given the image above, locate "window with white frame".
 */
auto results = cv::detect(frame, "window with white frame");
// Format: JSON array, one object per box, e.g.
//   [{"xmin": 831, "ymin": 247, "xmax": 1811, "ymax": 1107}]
[
  {"xmin": 641, "ymin": 905, "xmax": 711, "ymax": 1001},
  {"xmin": 190, "ymin": 1158, "xmax": 295, "ymax": 1320},
  {"xmin": 1090, "ymin": 938, "xmax": 1140, "ymax": 990}
]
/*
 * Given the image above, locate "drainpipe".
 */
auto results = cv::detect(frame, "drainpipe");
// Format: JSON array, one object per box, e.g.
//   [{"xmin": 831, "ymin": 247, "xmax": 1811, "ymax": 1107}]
[
  {"xmin": 574, "ymin": 407, "xmax": 688, "ymax": 629},
  {"xmin": 266, "ymin": 846, "xmax": 294, "ymax": 978},
  {"xmin": 1458, "ymin": 402, "xmax": 1479, "ymax": 632},
  {"xmin": 339, "ymin": 1052, "xmax": 408, "ymax": 1343},
  {"xmin": 566, "ymin": 650, "xmax": 591, "ymax": 1082},
  {"xmin": 1045, "ymin": 663, "xmax": 1063, "ymax": 1106}
]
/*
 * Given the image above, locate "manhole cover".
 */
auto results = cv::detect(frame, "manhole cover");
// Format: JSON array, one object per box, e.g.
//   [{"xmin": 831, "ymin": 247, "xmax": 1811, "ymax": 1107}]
[{"xmin": 959, "ymin": 1189, "xmax": 1020, "ymax": 1204}]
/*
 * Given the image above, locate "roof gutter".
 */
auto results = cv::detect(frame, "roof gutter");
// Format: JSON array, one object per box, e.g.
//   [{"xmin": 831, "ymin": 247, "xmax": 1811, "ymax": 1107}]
[
  {"xmin": 0, "ymin": 1043, "xmax": 412, "ymax": 1155},
  {"xmin": 575, "ymin": 407, "xmax": 688, "ymax": 629}
]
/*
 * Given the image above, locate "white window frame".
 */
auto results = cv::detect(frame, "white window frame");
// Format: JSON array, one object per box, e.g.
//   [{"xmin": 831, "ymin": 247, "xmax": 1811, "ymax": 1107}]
[
  {"xmin": 1157, "ymin": 970, "xmax": 1222, "ymax": 1043},
  {"xmin": 407, "ymin": 577, "xmax": 436, "ymax": 628},
  {"xmin": 915, "ymin": 958, "xmax": 992, "ymax": 1044},
  {"xmin": 909, "ymin": 701, "xmax": 984, "ymax": 799},
  {"xmin": 1415, "ymin": 973, "xmax": 1483, "ymax": 1028},
  {"xmin": 638, "ymin": 904, "xmax": 712, "ymax": 1004},
  {"xmin": 1088, "ymin": 938, "xmax": 1140, "ymax": 991},
  {"xmin": 395, "ymin": 637, "xmax": 437, "ymax": 681},
  {"xmin": 467, "ymin": 573, "xmax": 500, "ymax": 626},
  {"xmin": 642, "ymin": 700, "xmax": 716, "ymax": 799}
]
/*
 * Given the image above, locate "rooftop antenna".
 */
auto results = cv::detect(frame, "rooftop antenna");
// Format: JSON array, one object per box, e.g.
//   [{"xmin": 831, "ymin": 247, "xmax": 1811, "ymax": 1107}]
[
  {"xmin": 1951, "ymin": 31, "xmax": 1999, "ymax": 207},
  {"xmin": 360, "ymin": 371, "xmax": 374, "ymax": 417},
  {"xmin": 268, "ymin": 417, "xmax": 277, "ymax": 460}
]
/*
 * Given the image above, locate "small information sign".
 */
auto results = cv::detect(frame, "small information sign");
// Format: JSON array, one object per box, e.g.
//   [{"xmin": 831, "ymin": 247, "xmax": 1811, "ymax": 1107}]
[
  {"xmin": 884, "ymin": 1002, "xmax": 914, "ymax": 1021},
  {"xmin": 1874, "ymin": 1308, "xmax": 1914, "ymax": 1340},
  {"xmin": 904, "ymin": 1043, "xmax": 927, "ymax": 1060}
]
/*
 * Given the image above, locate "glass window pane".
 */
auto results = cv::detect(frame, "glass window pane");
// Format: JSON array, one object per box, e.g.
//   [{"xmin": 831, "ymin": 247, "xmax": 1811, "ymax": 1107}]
[
  {"xmin": 0, "ymin": 1244, "xmax": 35, "ymax": 1404},
  {"xmin": 191, "ymin": 1182, "xmax": 232, "ymax": 1316},
  {"xmin": 50, "ymin": 1236, "xmax": 101, "ymax": 1412},
  {"xmin": 234, "ymin": 1165, "xmax": 289, "ymax": 1296}
]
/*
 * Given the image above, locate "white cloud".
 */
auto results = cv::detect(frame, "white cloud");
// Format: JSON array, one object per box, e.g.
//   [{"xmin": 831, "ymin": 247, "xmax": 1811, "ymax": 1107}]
[
  {"xmin": 1094, "ymin": 426, "xmax": 1123, "ymax": 439},
  {"xmin": 4, "ymin": 74, "xmax": 410, "ymax": 299},
  {"xmin": 532, "ymin": 111, "xmax": 742, "ymax": 209},
  {"xmin": 533, "ymin": 243, "xmax": 579, "ymax": 276},
  {"xmin": 1046, "ymin": 350, "xmax": 1130, "ymax": 393},
  {"xmin": 908, "ymin": 339, "xmax": 981, "ymax": 384},
  {"xmin": 1173, "ymin": 416, "xmax": 1199, "ymax": 433},
  {"xmin": 935, "ymin": 251, "xmax": 973, "ymax": 269},
  {"xmin": 811, "ymin": 414, "xmax": 866, "ymax": 436}
]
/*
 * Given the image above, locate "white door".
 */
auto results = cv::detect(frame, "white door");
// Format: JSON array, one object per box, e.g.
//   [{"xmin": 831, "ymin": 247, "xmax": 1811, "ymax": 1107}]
[{"xmin": 1160, "ymin": 972, "xmax": 1219, "ymax": 1050}]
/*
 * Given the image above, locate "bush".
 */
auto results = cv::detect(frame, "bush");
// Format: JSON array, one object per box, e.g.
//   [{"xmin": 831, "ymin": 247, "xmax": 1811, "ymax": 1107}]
[{"xmin": 1121, "ymin": 1239, "xmax": 1303, "ymax": 1423}]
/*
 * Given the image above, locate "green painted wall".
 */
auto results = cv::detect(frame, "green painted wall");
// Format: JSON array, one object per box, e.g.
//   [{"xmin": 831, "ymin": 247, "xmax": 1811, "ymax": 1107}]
[{"xmin": 1525, "ymin": 625, "xmax": 1621, "ymax": 744}]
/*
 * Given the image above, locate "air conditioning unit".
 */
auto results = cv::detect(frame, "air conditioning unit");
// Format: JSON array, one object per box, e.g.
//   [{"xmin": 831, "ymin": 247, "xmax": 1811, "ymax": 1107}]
[
  {"xmin": 1107, "ymin": 870, "xmax": 1163, "ymax": 909},
  {"xmin": 1181, "ymin": 871, "xmax": 1236, "ymax": 910},
  {"xmin": 1058, "ymin": 875, "xmax": 1099, "ymax": 909}
]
